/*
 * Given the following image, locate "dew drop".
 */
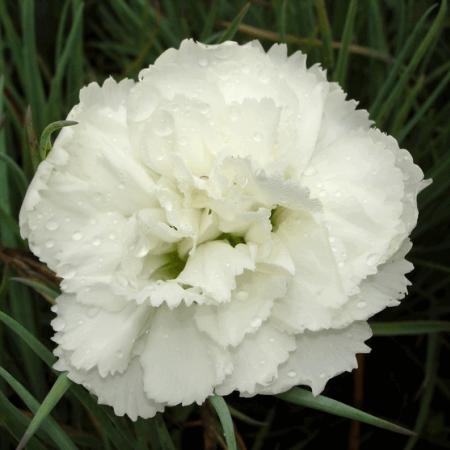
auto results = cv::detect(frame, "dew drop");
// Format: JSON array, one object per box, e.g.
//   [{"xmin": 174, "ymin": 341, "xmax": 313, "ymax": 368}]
[
  {"xmin": 253, "ymin": 132, "xmax": 262, "ymax": 142},
  {"xmin": 92, "ymin": 238, "xmax": 101, "ymax": 246},
  {"xmin": 109, "ymin": 233, "xmax": 116, "ymax": 240},
  {"xmin": 72, "ymin": 232, "xmax": 83, "ymax": 241},
  {"xmin": 77, "ymin": 319, "xmax": 84, "ymax": 326},
  {"xmin": 236, "ymin": 290, "xmax": 248, "ymax": 301},
  {"xmin": 287, "ymin": 370, "xmax": 297, "ymax": 378},
  {"xmin": 268, "ymin": 337, "xmax": 275, "ymax": 343},
  {"xmin": 46, "ymin": 221, "xmax": 59, "ymax": 231},
  {"xmin": 116, "ymin": 351, "xmax": 124, "ymax": 359},
  {"xmin": 357, "ymin": 301, "xmax": 367, "ymax": 309},
  {"xmin": 251, "ymin": 317, "xmax": 262, "ymax": 328},
  {"xmin": 45, "ymin": 240, "xmax": 55, "ymax": 249},
  {"xmin": 319, "ymin": 373, "xmax": 326, "ymax": 379},
  {"xmin": 198, "ymin": 58, "xmax": 208, "ymax": 67},
  {"xmin": 118, "ymin": 183, "xmax": 125, "ymax": 190},
  {"xmin": 199, "ymin": 104, "xmax": 210, "ymax": 115},
  {"xmin": 259, "ymin": 359, "xmax": 266, "ymax": 365},
  {"xmin": 87, "ymin": 307, "xmax": 99, "ymax": 317},
  {"xmin": 155, "ymin": 121, "xmax": 173, "ymax": 137}
]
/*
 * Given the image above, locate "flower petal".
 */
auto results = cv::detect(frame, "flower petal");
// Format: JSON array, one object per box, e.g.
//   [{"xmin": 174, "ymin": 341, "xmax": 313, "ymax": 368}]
[
  {"xmin": 258, "ymin": 321, "xmax": 371, "ymax": 396},
  {"xmin": 195, "ymin": 271, "xmax": 288, "ymax": 347},
  {"xmin": 215, "ymin": 322, "xmax": 295, "ymax": 396},
  {"xmin": 140, "ymin": 306, "xmax": 232, "ymax": 406}
]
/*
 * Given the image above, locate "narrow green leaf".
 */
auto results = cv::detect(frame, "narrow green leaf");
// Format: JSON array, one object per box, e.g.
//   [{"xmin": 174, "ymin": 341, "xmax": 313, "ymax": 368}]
[
  {"xmin": 0, "ymin": 367, "xmax": 78, "ymax": 450},
  {"xmin": 370, "ymin": 5, "xmax": 436, "ymax": 119},
  {"xmin": 17, "ymin": 374, "xmax": 73, "ymax": 450},
  {"xmin": 315, "ymin": 0, "xmax": 334, "ymax": 68},
  {"xmin": 21, "ymin": 0, "xmax": 47, "ymax": 132},
  {"xmin": 0, "ymin": 151, "xmax": 28, "ymax": 196},
  {"xmin": 398, "ymin": 68, "xmax": 450, "ymax": 143},
  {"xmin": 0, "ymin": 202, "xmax": 21, "ymax": 239},
  {"xmin": 148, "ymin": 414, "xmax": 176, "ymax": 450},
  {"xmin": 39, "ymin": 120, "xmax": 78, "ymax": 160},
  {"xmin": 278, "ymin": 0, "xmax": 289, "ymax": 42},
  {"xmin": 229, "ymin": 406, "xmax": 266, "ymax": 427},
  {"xmin": 333, "ymin": 0, "xmax": 357, "ymax": 86},
  {"xmin": 209, "ymin": 395, "xmax": 237, "ymax": 450},
  {"xmin": 371, "ymin": 320, "xmax": 450, "ymax": 336},
  {"xmin": 11, "ymin": 277, "xmax": 59, "ymax": 302},
  {"xmin": 217, "ymin": 3, "xmax": 250, "ymax": 43},
  {"xmin": 404, "ymin": 334, "xmax": 440, "ymax": 450},
  {"xmin": 47, "ymin": 3, "xmax": 84, "ymax": 121},
  {"xmin": 278, "ymin": 387, "xmax": 414, "ymax": 436},
  {"xmin": 0, "ymin": 310, "xmax": 55, "ymax": 366},
  {"xmin": 0, "ymin": 391, "xmax": 48, "ymax": 450},
  {"xmin": 374, "ymin": 0, "xmax": 447, "ymax": 125}
]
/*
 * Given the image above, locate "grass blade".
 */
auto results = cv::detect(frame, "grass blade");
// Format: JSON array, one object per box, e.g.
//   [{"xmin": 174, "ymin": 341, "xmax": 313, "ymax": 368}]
[
  {"xmin": 315, "ymin": 0, "xmax": 334, "ymax": 68},
  {"xmin": 404, "ymin": 334, "xmax": 440, "ymax": 450},
  {"xmin": 11, "ymin": 277, "xmax": 59, "ymax": 303},
  {"xmin": 398, "ymin": 68, "xmax": 450, "ymax": 143},
  {"xmin": 0, "ymin": 367, "xmax": 77, "ymax": 450},
  {"xmin": 278, "ymin": 387, "xmax": 414, "ymax": 436},
  {"xmin": 374, "ymin": 0, "xmax": 447, "ymax": 125},
  {"xmin": 39, "ymin": 120, "xmax": 78, "ymax": 160},
  {"xmin": 21, "ymin": 0, "xmax": 47, "ymax": 132},
  {"xmin": 209, "ymin": 395, "xmax": 237, "ymax": 450},
  {"xmin": 148, "ymin": 414, "xmax": 176, "ymax": 450},
  {"xmin": 0, "ymin": 310, "xmax": 55, "ymax": 366},
  {"xmin": 369, "ymin": 4, "xmax": 436, "ymax": 119},
  {"xmin": 371, "ymin": 321, "xmax": 450, "ymax": 336},
  {"xmin": 17, "ymin": 374, "xmax": 73, "ymax": 450},
  {"xmin": 332, "ymin": 0, "xmax": 357, "ymax": 86},
  {"xmin": 217, "ymin": 2, "xmax": 250, "ymax": 43}
]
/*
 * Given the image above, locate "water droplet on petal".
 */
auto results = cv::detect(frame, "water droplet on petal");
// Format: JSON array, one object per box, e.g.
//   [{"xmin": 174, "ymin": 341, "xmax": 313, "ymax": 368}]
[
  {"xmin": 72, "ymin": 232, "xmax": 83, "ymax": 241},
  {"xmin": 45, "ymin": 240, "xmax": 55, "ymax": 249},
  {"xmin": 46, "ymin": 221, "xmax": 59, "ymax": 231},
  {"xmin": 109, "ymin": 233, "xmax": 116, "ymax": 240},
  {"xmin": 236, "ymin": 290, "xmax": 248, "ymax": 301},
  {"xmin": 92, "ymin": 238, "xmax": 101, "ymax": 247},
  {"xmin": 319, "ymin": 373, "xmax": 326, "ymax": 379},
  {"xmin": 253, "ymin": 132, "xmax": 262, "ymax": 142},
  {"xmin": 198, "ymin": 58, "xmax": 208, "ymax": 67},
  {"xmin": 116, "ymin": 351, "xmax": 124, "ymax": 359},
  {"xmin": 287, "ymin": 370, "xmax": 297, "ymax": 378},
  {"xmin": 269, "ymin": 337, "xmax": 275, "ymax": 343},
  {"xmin": 251, "ymin": 317, "xmax": 262, "ymax": 328},
  {"xmin": 87, "ymin": 307, "xmax": 99, "ymax": 317},
  {"xmin": 77, "ymin": 319, "xmax": 84, "ymax": 326},
  {"xmin": 357, "ymin": 301, "xmax": 367, "ymax": 309}
]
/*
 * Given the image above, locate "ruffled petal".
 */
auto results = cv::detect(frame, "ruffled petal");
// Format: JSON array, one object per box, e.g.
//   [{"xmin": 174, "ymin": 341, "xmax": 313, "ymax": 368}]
[
  {"xmin": 195, "ymin": 271, "xmax": 288, "ymax": 347},
  {"xmin": 176, "ymin": 241, "xmax": 255, "ymax": 302},
  {"xmin": 54, "ymin": 349, "xmax": 162, "ymax": 421},
  {"xmin": 258, "ymin": 321, "xmax": 371, "ymax": 396},
  {"xmin": 140, "ymin": 306, "xmax": 232, "ymax": 405},
  {"xmin": 215, "ymin": 322, "xmax": 295, "ymax": 396},
  {"xmin": 52, "ymin": 294, "xmax": 150, "ymax": 377}
]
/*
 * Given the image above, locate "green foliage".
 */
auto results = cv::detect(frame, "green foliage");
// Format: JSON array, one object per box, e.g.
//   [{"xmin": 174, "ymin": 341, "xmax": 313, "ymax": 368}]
[{"xmin": 0, "ymin": 0, "xmax": 448, "ymax": 449}]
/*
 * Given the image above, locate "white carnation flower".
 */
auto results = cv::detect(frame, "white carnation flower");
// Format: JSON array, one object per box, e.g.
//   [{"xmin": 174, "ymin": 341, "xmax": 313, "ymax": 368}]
[{"xmin": 19, "ymin": 39, "xmax": 428, "ymax": 420}]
